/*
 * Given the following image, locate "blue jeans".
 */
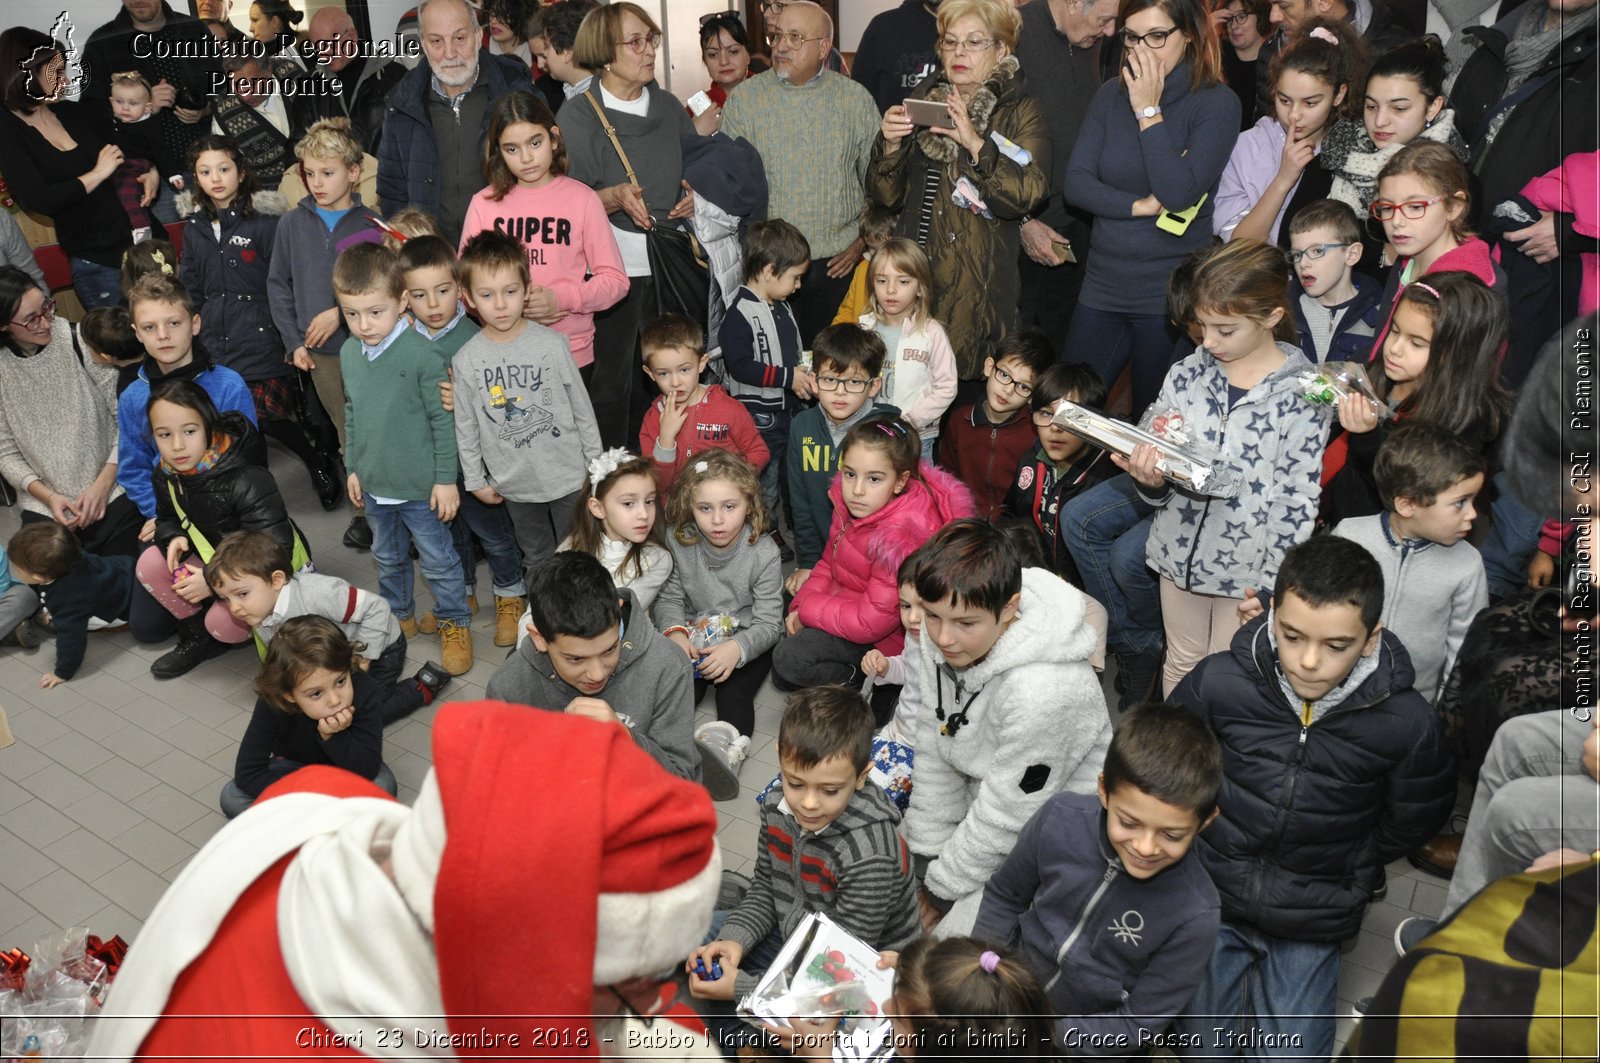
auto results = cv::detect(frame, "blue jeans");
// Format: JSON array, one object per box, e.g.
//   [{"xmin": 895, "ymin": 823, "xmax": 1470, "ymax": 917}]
[
  {"xmin": 1174, "ymin": 921, "xmax": 1338, "ymax": 1061},
  {"xmin": 364, "ymin": 494, "xmax": 470, "ymax": 624},
  {"xmin": 1478, "ymin": 469, "xmax": 1545, "ymax": 598},
  {"xmin": 750, "ymin": 409, "xmax": 790, "ymax": 526},
  {"xmin": 1061, "ymin": 475, "xmax": 1162, "ymax": 657},
  {"xmin": 70, "ymin": 257, "xmax": 123, "ymax": 309},
  {"xmin": 149, "ymin": 180, "xmax": 179, "ymax": 224},
  {"xmin": 1063, "ymin": 305, "xmax": 1177, "ymax": 418},
  {"xmin": 450, "ymin": 488, "xmax": 527, "ymax": 599}
]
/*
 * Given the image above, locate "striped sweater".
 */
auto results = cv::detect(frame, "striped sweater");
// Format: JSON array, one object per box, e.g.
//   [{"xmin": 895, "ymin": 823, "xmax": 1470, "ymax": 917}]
[{"xmin": 720, "ymin": 783, "xmax": 921, "ymax": 997}]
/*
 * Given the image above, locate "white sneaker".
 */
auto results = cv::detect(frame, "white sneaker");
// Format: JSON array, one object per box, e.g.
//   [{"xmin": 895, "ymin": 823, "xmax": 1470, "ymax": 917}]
[{"xmin": 695, "ymin": 721, "xmax": 747, "ymax": 802}]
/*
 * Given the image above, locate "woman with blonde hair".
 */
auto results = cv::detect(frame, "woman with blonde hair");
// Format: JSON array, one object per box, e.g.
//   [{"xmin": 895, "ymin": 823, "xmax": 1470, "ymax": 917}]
[{"xmin": 868, "ymin": 0, "xmax": 1050, "ymax": 394}]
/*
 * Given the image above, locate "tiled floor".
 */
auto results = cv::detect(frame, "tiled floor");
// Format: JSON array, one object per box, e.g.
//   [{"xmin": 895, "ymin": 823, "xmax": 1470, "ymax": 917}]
[{"xmin": 0, "ymin": 445, "xmax": 1445, "ymax": 1043}]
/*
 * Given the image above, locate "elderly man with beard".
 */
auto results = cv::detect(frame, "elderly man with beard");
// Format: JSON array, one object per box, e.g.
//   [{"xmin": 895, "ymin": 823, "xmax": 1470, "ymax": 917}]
[{"xmin": 376, "ymin": 0, "xmax": 529, "ymax": 244}]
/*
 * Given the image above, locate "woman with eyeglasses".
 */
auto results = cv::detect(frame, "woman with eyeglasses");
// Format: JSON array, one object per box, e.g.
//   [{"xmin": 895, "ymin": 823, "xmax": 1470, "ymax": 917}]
[
  {"xmin": 559, "ymin": 2, "xmax": 696, "ymax": 449},
  {"xmin": 691, "ymin": 13, "xmax": 761, "ymax": 137},
  {"xmin": 0, "ymin": 28, "xmax": 137, "ymax": 311},
  {"xmin": 1212, "ymin": 0, "xmax": 1270, "ymax": 130},
  {"xmin": 1062, "ymin": 0, "xmax": 1239, "ymax": 418},
  {"xmin": 0, "ymin": 267, "xmax": 144, "ymax": 559},
  {"xmin": 867, "ymin": 0, "xmax": 1049, "ymax": 393}
]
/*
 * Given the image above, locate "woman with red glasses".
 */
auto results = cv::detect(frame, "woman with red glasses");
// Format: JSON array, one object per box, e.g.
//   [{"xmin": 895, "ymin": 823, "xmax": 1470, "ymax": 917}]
[{"xmin": 0, "ymin": 267, "xmax": 144, "ymax": 558}]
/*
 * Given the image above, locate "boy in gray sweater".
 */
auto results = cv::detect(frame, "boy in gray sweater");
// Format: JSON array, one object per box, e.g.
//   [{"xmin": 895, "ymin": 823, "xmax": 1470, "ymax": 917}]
[
  {"xmin": 204, "ymin": 531, "xmax": 450, "ymax": 723},
  {"xmin": 687, "ymin": 686, "xmax": 920, "ymax": 1051},
  {"xmin": 485, "ymin": 551, "xmax": 699, "ymax": 783},
  {"xmin": 1332, "ymin": 424, "xmax": 1489, "ymax": 704},
  {"xmin": 454, "ymin": 231, "xmax": 602, "ymax": 589}
]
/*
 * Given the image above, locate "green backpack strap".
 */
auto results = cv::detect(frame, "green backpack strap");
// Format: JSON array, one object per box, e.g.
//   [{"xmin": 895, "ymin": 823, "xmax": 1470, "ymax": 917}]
[{"xmin": 165, "ymin": 481, "xmax": 216, "ymax": 561}]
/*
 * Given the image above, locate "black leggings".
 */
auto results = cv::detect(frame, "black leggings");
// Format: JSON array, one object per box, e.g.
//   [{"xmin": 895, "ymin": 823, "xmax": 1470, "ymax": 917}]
[
  {"xmin": 694, "ymin": 647, "xmax": 773, "ymax": 737},
  {"xmin": 260, "ymin": 414, "xmax": 324, "ymax": 474}
]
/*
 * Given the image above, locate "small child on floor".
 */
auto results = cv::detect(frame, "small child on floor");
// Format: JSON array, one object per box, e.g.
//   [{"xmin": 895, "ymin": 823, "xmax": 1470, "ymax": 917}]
[
  {"xmin": 78, "ymin": 306, "xmax": 146, "ymax": 395},
  {"xmin": 221, "ymin": 615, "xmax": 396, "ymax": 818},
  {"xmin": 205, "ymin": 531, "xmax": 450, "ymax": 724},
  {"xmin": 687, "ymin": 686, "xmax": 920, "ymax": 1052},
  {"xmin": 5, "ymin": 522, "xmax": 133, "ymax": 689}
]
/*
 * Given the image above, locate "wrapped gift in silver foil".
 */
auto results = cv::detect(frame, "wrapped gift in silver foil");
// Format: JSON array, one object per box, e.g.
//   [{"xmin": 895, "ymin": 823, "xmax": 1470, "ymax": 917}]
[{"xmin": 1048, "ymin": 400, "xmax": 1228, "ymax": 495}]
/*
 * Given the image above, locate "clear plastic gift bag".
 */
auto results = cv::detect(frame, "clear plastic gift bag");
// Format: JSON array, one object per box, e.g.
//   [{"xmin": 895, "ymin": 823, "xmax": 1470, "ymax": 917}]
[
  {"xmin": 688, "ymin": 612, "xmax": 739, "ymax": 651},
  {"xmin": 0, "ymin": 927, "xmax": 113, "ymax": 1059},
  {"xmin": 1297, "ymin": 361, "xmax": 1391, "ymax": 420},
  {"xmin": 740, "ymin": 913, "xmax": 897, "ymax": 1061}
]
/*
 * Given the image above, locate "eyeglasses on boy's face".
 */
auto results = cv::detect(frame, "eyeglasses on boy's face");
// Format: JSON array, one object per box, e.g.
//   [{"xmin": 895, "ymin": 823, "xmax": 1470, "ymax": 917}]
[
  {"xmin": 9, "ymin": 298, "xmax": 55, "ymax": 332},
  {"xmin": 1368, "ymin": 194, "xmax": 1448, "ymax": 221},
  {"xmin": 1288, "ymin": 242, "xmax": 1351, "ymax": 265},
  {"xmin": 614, "ymin": 30, "xmax": 661, "ymax": 54},
  {"xmin": 816, "ymin": 374, "xmax": 871, "ymax": 394},
  {"xmin": 991, "ymin": 364, "xmax": 1034, "ymax": 398}
]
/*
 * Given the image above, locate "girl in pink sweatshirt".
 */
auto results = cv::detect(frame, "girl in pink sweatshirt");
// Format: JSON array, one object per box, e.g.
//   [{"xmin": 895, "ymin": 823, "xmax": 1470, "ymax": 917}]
[{"xmin": 460, "ymin": 92, "xmax": 628, "ymax": 369}]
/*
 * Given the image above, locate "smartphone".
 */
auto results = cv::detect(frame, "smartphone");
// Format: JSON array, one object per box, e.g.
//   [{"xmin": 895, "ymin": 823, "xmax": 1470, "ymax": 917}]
[
  {"xmin": 686, "ymin": 90, "xmax": 713, "ymax": 117},
  {"xmin": 904, "ymin": 97, "xmax": 952, "ymax": 127},
  {"xmin": 1155, "ymin": 194, "xmax": 1208, "ymax": 237}
]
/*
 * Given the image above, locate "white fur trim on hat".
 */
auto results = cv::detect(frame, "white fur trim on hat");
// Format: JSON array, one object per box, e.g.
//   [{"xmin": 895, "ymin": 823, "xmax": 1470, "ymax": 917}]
[
  {"xmin": 592, "ymin": 843, "xmax": 722, "ymax": 984},
  {"xmin": 389, "ymin": 771, "xmax": 445, "ymax": 933}
]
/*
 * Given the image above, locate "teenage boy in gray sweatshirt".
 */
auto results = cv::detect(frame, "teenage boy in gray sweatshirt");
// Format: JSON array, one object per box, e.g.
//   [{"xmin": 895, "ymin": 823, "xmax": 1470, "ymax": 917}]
[{"xmin": 485, "ymin": 551, "xmax": 699, "ymax": 783}]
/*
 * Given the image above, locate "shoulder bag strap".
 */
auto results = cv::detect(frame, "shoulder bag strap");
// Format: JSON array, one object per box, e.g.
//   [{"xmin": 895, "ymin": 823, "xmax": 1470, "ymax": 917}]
[
  {"xmin": 165, "ymin": 480, "xmax": 217, "ymax": 561},
  {"xmin": 583, "ymin": 91, "xmax": 640, "ymax": 188}
]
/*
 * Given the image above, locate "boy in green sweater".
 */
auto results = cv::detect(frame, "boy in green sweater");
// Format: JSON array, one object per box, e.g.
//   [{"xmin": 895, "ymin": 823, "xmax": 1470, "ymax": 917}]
[{"xmin": 335, "ymin": 242, "xmax": 474, "ymax": 676}]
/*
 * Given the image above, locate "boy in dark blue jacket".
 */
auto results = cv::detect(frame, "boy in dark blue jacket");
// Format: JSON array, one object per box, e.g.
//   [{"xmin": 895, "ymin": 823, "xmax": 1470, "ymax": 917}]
[
  {"xmin": 1287, "ymin": 200, "xmax": 1381, "ymax": 364},
  {"xmin": 6, "ymin": 521, "xmax": 133, "ymax": 689},
  {"xmin": 974, "ymin": 702, "xmax": 1223, "ymax": 1054},
  {"xmin": 1170, "ymin": 536, "xmax": 1454, "ymax": 1060}
]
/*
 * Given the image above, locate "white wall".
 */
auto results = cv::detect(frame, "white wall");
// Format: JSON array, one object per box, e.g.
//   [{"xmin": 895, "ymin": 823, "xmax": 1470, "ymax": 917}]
[{"xmin": 840, "ymin": 0, "xmax": 903, "ymax": 53}]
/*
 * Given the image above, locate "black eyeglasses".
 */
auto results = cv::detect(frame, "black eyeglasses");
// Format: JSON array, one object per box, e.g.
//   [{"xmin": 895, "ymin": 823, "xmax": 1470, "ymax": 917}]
[
  {"xmin": 815, "ymin": 374, "xmax": 872, "ymax": 394},
  {"xmin": 1120, "ymin": 26, "xmax": 1180, "ymax": 48},
  {"xmin": 991, "ymin": 364, "xmax": 1034, "ymax": 398}
]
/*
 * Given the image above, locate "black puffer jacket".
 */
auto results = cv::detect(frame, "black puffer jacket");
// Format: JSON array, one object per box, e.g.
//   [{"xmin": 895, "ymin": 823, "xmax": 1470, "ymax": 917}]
[
  {"xmin": 1174, "ymin": 614, "xmax": 1454, "ymax": 943},
  {"xmin": 153, "ymin": 414, "xmax": 297, "ymax": 558},
  {"xmin": 179, "ymin": 191, "xmax": 290, "ymax": 384}
]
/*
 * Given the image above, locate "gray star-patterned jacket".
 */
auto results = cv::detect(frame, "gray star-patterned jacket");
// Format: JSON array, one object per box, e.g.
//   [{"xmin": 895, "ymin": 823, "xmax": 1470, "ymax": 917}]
[{"xmin": 1140, "ymin": 342, "xmax": 1328, "ymax": 597}]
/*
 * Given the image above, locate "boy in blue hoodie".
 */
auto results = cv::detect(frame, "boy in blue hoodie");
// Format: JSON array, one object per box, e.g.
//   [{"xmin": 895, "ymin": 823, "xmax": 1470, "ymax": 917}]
[
  {"xmin": 1170, "ymin": 536, "xmax": 1454, "ymax": 1060},
  {"xmin": 975, "ymin": 702, "xmax": 1222, "ymax": 1054},
  {"xmin": 1287, "ymin": 200, "xmax": 1380, "ymax": 364}
]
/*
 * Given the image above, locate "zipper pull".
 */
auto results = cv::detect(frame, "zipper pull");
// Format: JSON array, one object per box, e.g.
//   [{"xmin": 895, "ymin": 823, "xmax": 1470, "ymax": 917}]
[
  {"xmin": 1298, "ymin": 726, "xmax": 1308, "ymax": 747},
  {"xmin": 1103, "ymin": 863, "xmax": 1117, "ymax": 883}
]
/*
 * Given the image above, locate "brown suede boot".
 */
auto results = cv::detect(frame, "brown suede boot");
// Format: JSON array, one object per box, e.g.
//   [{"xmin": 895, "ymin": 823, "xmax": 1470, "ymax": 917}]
[
  {"xmin": 439, "ymin": 619, "xmax": 475, "ymax": 676},
  {"xmin": 494, "ymin": 595, "xmax": 526, "ymax": 647}
]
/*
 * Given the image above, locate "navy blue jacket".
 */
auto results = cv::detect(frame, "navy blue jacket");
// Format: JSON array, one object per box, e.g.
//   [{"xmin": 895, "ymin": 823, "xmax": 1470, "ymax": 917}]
[
  {"xmin": 375, "ymin": 51, "xmax": 531, "ymax": 219},
  {"xmin": 233, "ymin": 668, "xmax": 385, "ymax": 799},
  {"xmin": 1175, "ymin": 615, "xmax": 1455, "ymax": 942},
  {"xmin": 39, "ymin": 552, "xmax": 134, "ymax": 681},
  {"xmin": 974, "ymin": 791, "xmax": 1221, "ymax": 1052},
  {"xmin": 1290, "ymin": 272, "xmax": 1382, "ymax": 365},
  {"xmin": 180, "ymin": 191, "xmax": 290, "ymax": 383}
]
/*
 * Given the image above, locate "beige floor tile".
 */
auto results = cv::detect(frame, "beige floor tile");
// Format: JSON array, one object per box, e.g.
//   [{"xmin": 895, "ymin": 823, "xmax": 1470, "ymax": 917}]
[{"xmin": 16, "ymin": 867, "xmax": 107, "ymax": 927}]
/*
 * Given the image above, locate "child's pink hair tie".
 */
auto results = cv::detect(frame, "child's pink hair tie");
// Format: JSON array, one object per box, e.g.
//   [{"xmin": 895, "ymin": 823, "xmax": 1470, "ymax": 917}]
[
  {"xmin": 1410, "ymin": 281, "xmax": 1442, "ymax": 300},
  {"xmin": 1309, "ymin": 26, "xmax": 1339, "ymax": 45},
  {"xmin": 979, "ymin": 950, "xmax": 1002, "ymax": 974}
]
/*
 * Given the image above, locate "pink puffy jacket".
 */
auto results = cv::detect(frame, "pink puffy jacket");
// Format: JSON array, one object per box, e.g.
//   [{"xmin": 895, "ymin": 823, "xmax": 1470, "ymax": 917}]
[{"xmin": 791, "ymin": 460, "xmax": 976, "ymax": 654}]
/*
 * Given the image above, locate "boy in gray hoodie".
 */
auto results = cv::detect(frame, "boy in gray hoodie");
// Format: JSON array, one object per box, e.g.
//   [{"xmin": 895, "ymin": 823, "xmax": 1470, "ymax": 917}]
[{"xmin": 485, "ymin": 551, "xmax": 699, "ymax": 783}]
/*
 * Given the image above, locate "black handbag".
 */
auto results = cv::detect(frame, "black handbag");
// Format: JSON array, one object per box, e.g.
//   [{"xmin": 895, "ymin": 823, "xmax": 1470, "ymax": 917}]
[{"xmin": 583, "ymin": 93, "xmax": 710, "ymax": 327}]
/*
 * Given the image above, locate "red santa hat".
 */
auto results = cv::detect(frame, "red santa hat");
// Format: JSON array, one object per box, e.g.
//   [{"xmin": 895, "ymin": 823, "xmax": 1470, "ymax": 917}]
[{"xmin": 400, "ymin": 701, "xmax": 721, "ymax": 1053}]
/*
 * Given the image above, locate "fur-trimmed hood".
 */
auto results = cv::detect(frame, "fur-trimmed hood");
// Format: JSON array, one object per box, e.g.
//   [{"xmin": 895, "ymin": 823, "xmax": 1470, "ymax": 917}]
[
  {"xmin": 914, "ymin": 54, "xmax": 1025, "ymax": 164},
  {"xmin": 176, "ymin": 188, "xmax": 288, "ymax": 221}
]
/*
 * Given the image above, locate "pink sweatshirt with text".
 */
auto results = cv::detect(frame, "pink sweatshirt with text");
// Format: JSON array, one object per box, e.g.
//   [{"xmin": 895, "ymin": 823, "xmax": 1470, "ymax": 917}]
[{"xmin": 460, "ymin": 175, "xmax": 629, "ymax": 367}]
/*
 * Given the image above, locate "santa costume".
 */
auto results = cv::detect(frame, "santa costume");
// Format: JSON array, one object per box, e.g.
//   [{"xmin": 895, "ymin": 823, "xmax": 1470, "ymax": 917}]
[{"xmin": 88, "ymin": 701, "xmax": 724, "ymax": 1059}]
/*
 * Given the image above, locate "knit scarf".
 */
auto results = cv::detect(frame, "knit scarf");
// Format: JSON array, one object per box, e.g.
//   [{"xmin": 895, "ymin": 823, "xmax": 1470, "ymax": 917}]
[
  {"xmin": 163, "ymin": 432, "xmax": 232, "ymax": 476},
  {"xmin": 913, "ymin": 55, "xmax": 1020, "ymax": 165},
  {"xmin": 1323, "ymin": 112, "xmax": 1469, "ymax": 213}
]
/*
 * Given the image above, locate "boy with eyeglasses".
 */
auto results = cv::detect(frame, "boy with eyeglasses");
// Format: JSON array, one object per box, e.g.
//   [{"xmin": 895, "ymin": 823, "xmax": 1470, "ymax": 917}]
[
  {"xmin": 1286, "ymin": 199, "xmax": 1380, "ymax": 364},
  {"xmin": 940, "ymin": 331, "xmax": 1054, "ymax": 522},
  {"xmin": 784, "ymin": 324, "xmax": 895, "ymax": 596}
]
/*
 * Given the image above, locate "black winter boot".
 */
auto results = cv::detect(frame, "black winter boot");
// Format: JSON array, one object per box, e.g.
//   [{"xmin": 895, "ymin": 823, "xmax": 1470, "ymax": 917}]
[{"xmin": 151, "ymin": 614, "xmax": 229, "ymax": 679}]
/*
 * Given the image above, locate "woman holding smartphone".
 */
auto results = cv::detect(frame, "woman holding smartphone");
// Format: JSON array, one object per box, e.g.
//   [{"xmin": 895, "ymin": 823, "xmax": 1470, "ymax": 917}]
[{"xmin": 1063, "ymin": 0, "xmax": 1239, "ymax": 416}]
